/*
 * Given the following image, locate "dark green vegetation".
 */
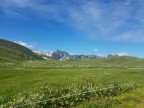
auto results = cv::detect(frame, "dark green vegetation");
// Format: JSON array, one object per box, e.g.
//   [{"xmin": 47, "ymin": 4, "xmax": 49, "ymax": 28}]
[
  {"xmin": 0, "ymin": 39, "xmax": 43, "ymax": 62},
  {"xmin": 0, "ymin": 39, "xmax": 144, "ymax": 107}
]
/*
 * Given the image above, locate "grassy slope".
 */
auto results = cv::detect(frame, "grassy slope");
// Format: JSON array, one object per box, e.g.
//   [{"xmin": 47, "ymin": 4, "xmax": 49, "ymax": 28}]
[
  {"xmin": 78, "ymin": 56, "xmax": 144, "ymax": 68},
  {"xmin": 0, "ymin": 39, "xmax": 43, "ymax": 62},
  {"xmin": 20, "ymin": 56, "xmax": 144, "ymax": 69}
]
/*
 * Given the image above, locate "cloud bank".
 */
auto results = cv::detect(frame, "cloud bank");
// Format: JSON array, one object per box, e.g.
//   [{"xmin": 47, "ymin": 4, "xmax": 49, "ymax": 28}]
[
  {"xmin": 14, "ymin": 41, "xmax": 35, "ymax": 48},
  {"xmin": 1, "ymin": 0, "xmax": 144, "ymax": 42},
  {"xmin": 116, "ymin": 52, "xmax": 129, "ymax": 56}
]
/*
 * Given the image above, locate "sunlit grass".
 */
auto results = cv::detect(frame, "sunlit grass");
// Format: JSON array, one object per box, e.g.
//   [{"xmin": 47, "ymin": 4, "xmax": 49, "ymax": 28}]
[{"xmin": 0, "ymin": 60, "xmax": 144, "ymax": 107}]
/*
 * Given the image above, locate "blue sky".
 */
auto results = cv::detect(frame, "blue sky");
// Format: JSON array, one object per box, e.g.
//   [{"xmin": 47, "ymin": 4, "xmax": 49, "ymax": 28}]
[{"xmin": 0, "ymin": 0, "xmax": 144, "ymax": 57}]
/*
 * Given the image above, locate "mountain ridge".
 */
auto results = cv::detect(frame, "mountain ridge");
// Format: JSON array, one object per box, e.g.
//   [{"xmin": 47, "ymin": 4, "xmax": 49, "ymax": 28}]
[
  {"xmin": 0, "ymin": 39, "xmax": 43, "ymax": 62},
  {"xmin": 32, "ymin": 49, "xmax": 102, "ymax": 60},
  {"xmin": 1, "ymin": 39, "xmax": 143, "ymax": 62}
]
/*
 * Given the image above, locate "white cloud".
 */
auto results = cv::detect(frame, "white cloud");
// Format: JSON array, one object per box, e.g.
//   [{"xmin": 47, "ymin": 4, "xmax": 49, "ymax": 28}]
[
  {"xmin": 70, "ymin": 53, "xmax": 79, "ymax": 55},
  {"xmin": 14, "ymin": 41, "xmax": 35, "ymax": 48},
  {"xmin": 93, "ymin": 49, "xmax": 99, "ymax": 51},
  {"xmin": 1, "ymin": 0, "xmax": 144, "ymax": 42},
  {"xmin": 116, "ymin": 52, "xmax": 129, "ymax": 56},
  {"xmin": 112, "ymin": 30, "xmax": 144, "ymax": 42},
  {"xmin": 125, "ymin": 0, "xmax": 131, "ymax": 6}
]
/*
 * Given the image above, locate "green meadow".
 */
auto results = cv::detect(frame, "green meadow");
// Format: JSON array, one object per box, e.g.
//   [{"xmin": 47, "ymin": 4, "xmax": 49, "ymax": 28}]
[{"xmin": 0, "ymin": 59, "xmax": 144, "ymax": 107}]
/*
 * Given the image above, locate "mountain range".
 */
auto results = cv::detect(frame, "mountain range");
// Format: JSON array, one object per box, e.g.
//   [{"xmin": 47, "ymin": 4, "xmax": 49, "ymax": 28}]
[
  {"xmin": 32, "ymin": 49, "xmax": 103, "ymax": 60},
  {"xmin": 0, "ymin": 39, "xmax": 142, "ymax": 62}
]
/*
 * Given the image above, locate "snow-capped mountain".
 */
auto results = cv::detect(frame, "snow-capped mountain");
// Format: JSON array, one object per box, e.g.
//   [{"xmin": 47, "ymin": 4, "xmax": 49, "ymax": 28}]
[
  {"xmin": 32, "ymin": 50, "xmax": 44, "ymax": 55},
  {"xmin": 45, "ymin": 52, "xmax": 53, "ymax": 57},
  {"xmin": 32, "ymin": 49, "xmax": 53, "ymax": 57},
  {"xmin": 33, "ymin": 49, "xmax": 102, "ymax": 60}
]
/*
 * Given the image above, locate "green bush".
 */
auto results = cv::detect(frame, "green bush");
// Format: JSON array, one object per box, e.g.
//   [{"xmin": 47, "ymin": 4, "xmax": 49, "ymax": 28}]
[{"xmin": 1, "ymin": 80, "xmax": 143, "ymax": 108}]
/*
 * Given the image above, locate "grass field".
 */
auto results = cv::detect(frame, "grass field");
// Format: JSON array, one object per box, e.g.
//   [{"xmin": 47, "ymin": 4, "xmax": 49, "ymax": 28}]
[{"xmin": 0, "ymin": 59, "xmax": 144, "ymax": 107}]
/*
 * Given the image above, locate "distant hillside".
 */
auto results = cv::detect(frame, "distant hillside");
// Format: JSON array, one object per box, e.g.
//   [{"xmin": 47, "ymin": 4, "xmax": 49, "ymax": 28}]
[
  {"xmin": 0, "ymin": 39, "xmax": 43, "ymax": 62},
  {"xmin": 79, "ymin": 56, "xmax": 144, "ymax": 68}
]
